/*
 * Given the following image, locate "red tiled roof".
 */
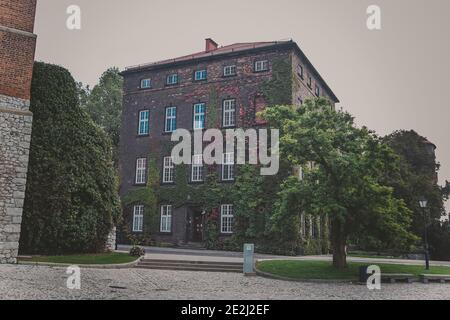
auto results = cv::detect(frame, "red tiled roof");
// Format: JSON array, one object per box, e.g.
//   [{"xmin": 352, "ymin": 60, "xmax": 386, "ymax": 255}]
[{"xmin": 125, "ymin": 41, "xmax": 291, "ymax": 71}]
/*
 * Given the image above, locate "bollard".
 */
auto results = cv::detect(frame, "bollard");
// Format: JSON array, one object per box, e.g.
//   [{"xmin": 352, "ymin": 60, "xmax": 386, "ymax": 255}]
[{"xmin": 243, "ymin": 243, "xmax": 256, "ymax": 276}]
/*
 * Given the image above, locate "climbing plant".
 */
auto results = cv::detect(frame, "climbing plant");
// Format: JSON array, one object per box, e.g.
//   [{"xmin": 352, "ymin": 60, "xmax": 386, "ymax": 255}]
[{"xmin": 259, "ymin": 58, "xmax": 293, "ymax": 106}]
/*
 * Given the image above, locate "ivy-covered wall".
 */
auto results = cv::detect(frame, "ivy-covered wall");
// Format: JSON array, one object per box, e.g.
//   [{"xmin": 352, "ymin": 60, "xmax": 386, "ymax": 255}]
[{"xmin": 119, "ymin": 48, "xmax": 331, "ymax": 255}]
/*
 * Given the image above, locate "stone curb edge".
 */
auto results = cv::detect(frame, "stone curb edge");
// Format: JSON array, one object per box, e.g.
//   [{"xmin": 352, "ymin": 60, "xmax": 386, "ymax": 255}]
[{"xmin": 17, "ymin": 256, "xmax": 143, "ymax": 269}]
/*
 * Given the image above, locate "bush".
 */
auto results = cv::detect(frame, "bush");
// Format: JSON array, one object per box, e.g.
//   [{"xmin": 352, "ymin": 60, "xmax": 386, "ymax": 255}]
[
  {"xmin": 19, "ymin": 62, "xmax": 121, "ymax": 255},
  {"xmin": 129, "ymin": 246, "xmax": 146, "ymax": 257}
]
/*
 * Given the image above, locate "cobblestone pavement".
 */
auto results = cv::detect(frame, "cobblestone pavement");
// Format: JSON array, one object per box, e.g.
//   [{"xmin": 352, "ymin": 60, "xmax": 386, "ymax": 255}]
[{"xmin": 1, "ymin": 264, "xmax": 449, "ymax": 300}]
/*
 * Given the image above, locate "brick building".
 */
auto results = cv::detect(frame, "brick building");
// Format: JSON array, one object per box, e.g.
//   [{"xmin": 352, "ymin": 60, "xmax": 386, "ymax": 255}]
[
  {"xmin": 0, "ymin": 0, "xmax": 37, "ymax": 263},
  {"xmin": 119, "ymin": 39, "xmax": 338, "ymax": 249}
]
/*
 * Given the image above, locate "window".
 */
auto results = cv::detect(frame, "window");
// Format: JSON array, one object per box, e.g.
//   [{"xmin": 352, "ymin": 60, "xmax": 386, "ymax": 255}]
[
  {"xmin": 138, "ymin": 110, "xmax": 149, "ymax": 135},
  {"xmin": 193, "ymin": 103, "xmax": 206, "ymax": 130},
  {"xmin": 222, "ymin": 152, "xmax": 234, "ymax": 181},
  {"xmin": 135, "ymin": 158, "xmax": 147, "ymax": 184},
  {"xmin": 191, "ymin": 154, "xmax": 203, "ymax": 182},
  {"xmin": 194, "ymin": 70, "xmax": 207, "ymax": 81},
  {"xmin": 166, "ymin": 74, "xmax": 178, "ymax": 85},
  {"xmin": 223, "ymin": 65, "xmax": 236, "ymax": 77},
  {"xmin": 162, "ymin": 156, "xmax": 174, "ymax": 183},
  {"xmin": 307, "ymin": 75, "xmax": 312, "ymax": 88},
  {"xmin": 315, "ymin": 85, "xmax": 320, "ymax": 97},
  {"xmin": 222, "ymin": 99, "xmax": 236, "ymax": 127},
  {"xmin": 160, "ymin": 205, "xmax": 172, "ymax": 233},
  {"xmin": 165, "ymin": 106, "xmax": 177, "ymax": 133},
  {"xmin": 140, "ymin": 78, "xmax": 151, "ymax": 89},
  {"xmin": 298, "ymin": 65, "xmax": 304, "ymax": 79},
  {"xmin": 254, "ymin": 60, "xmax": 269, "ymax": 72},
  {"xmin": 220, "ymin": 204, "xmax": 234, "ymax": 234},
  {"xmin": 133, "ymin": 205, "xmax": 144, "ymax": 232}
]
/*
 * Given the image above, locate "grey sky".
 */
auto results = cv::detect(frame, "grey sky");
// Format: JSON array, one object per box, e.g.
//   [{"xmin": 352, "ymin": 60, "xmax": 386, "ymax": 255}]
[{"xmin": 34, "ymin": 0, "xmax": 450, "ymax": 212}]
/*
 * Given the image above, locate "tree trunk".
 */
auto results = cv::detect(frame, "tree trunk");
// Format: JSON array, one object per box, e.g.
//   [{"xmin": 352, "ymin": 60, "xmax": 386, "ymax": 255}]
[{"xmin": 331, "ymin": 218, "xmax": 347, "ymax": 269}]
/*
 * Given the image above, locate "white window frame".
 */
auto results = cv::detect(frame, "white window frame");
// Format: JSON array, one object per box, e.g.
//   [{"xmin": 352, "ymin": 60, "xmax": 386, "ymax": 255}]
[
  {"xmin": 165, "ymin": 106, "xmax": 177, "ymax": 133},
  {"xmin": 220, "ymin": 204, "xmax": 234, "ymax": 234},
  {"xmin": 254, "ymin": 60, "xmax": 269, "ymax": 72},
  {"xmin": 160, "ymin": 205, "xmax": 172, "ymax": 233},
  {"xmin": 133, "ymin": 205, "xmax": 144, "ymax": 232},
  {"xmin": 135, "ymin": 158, "xmax": 147, "ymax": 184},
  {"xmin": 315, "ymin": 85, "xmax": 320, "ymax": 97},
  {"xmin": 194, "ymin": 70, "xmax": 207, "ymax": 81},
  {"xmin": 191, "ymin": 154, "xmax": 204, "ymax": 182},
  {"xmin": 222, "ymin": 152, "xmax": 234, "ymax": 181},
  {"xmin": 166, "ymin": 74, "xmax": 178, "ymax": 85},
  {"xmin": 223, "ymin": 65, "xmax": 236, "ymax": 77},
  {"xmin": 193, "ymin": 103, "xmax": 206, "ymax": 130},
  {"xmin": 138, "ymin": 110, "xmax": 149, "ymax": 135},
  {"xmin": 140, "ymin": 78, "xmax": 151, "ymax": 89},
  {"xmin": 222, "ymin": 99, "xmax": 236, "ymax": 127},
  {"xmin": 162, "ymin": 156, "xmax": 174, "ymax": 183}
]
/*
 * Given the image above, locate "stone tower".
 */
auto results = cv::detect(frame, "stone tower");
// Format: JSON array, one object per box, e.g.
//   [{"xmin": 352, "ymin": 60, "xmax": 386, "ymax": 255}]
[{"xmin": 0, "ymin": 0, "xmax": 37, "ymax": 263}]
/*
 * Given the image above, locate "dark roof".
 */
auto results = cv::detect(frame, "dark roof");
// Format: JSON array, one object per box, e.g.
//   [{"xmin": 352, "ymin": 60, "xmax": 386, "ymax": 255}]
[{"xmin": 121, "ymin": 40, "xmax": 339, "ymax": 102}]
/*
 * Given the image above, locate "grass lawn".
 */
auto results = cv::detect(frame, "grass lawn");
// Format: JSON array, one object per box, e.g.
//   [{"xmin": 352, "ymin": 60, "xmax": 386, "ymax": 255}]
[
  {"xmin": 22, "ymin": 252, "xmax": 138, "ymax": 265},
  {"xmin": 256, "ymin": 260, "xmax": 450, "ymax": 280}
]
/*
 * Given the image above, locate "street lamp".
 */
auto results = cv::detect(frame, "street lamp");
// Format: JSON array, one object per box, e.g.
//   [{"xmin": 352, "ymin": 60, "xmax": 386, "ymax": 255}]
[{"xmin": 419, "ymin": 196, "xmax": 430, "ymax": 270}]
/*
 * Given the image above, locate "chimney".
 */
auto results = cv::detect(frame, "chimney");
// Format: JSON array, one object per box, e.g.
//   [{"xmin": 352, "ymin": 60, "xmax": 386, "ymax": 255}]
[{"xmin": 205, "ymin": 38, "xmax": 218, "ymax": 52}]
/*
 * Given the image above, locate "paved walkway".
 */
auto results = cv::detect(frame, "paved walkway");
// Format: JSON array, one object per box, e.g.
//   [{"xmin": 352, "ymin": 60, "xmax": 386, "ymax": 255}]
[
  {"xmin": 1, "ymin": 264, "xmax": 449, "ymax": 300},
  {"xmin": 118, "ymin": 244, "xmax": 450, "ymax": 266}
]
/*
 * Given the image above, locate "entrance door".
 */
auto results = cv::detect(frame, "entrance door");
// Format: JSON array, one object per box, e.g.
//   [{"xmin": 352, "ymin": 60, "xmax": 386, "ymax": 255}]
[
  {"xmin": 192, "ymin": 211, "xmax": 203, "ymax": 242},
  {"xmin": 188, "ymin": 207, "xmax": 203, "ymax": 242}
]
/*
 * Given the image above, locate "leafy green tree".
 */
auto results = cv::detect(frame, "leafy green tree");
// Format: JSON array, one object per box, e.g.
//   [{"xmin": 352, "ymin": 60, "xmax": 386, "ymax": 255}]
[
  {"xmin": 261, "ymin": 98, "xmax": 417, "ymax": 268},
  {"xmin": 383, "ymin": 130, "xmax": 449, "ymax": 258},
  {"xmin": 384, "ymin": 130, "xmax": 448, "ymax": 232},
  {"xmin": 19, "ymin": 62, "xmax": 121, "ymax": 255},
  {"xmin": 80, "ymin": 68, "xmax": 123, "ymax": 166}
]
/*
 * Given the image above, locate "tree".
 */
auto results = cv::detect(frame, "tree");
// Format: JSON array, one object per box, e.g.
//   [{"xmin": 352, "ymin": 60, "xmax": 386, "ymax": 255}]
[
  {"xmin": 19, "ymin": 62, "xmax": 121, "ymax": 255},
  {"xmin": 80, "ymin": 67, "xmax": 123, "ymax": 167},
  {"xmin": 261, "ymin": 98, "xmax": 417, "ymax": 268},
  {"xmin": 384, "ymin": 130, "xmax": 448, "ymax": 232},
  {"xmin": 383, "ymin": 130, "xmax": 450, "ymax": 259}
]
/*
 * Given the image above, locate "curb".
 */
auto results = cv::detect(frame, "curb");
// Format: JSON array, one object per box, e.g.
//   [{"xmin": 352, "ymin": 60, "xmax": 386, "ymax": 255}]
[{"xmin": 17, "ymin": 256, "xmax": 143, "ymax": 269}]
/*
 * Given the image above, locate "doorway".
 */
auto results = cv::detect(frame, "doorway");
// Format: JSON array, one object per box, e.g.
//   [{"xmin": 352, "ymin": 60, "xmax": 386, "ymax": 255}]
[{"xmin": 187, "ymin": 207, "xmax": 204, "ymax": 243}]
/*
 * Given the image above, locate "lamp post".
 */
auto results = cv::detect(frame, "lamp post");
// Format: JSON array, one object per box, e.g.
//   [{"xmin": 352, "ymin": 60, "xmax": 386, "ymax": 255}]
[{"xmin": 419, "ymin": 196, "xmax": 430, "ymax": 270}]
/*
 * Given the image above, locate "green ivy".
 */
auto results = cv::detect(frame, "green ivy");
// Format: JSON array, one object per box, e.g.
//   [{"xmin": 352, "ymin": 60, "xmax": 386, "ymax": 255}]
[
  {"xmin": 207, "ymin": 87, "xmax": 219, "ymax": 129},
  {"xmin": 259, "ymin": 58, "xmax": 293, "ymax": 106}
]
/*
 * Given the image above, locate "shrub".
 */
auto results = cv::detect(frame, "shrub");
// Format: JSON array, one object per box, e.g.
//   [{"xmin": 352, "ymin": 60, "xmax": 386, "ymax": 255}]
[
  {"xmin": 129, "ymin": 246, "xmax": 146, "ymax": 257},
  {"xmin": 19, "ymin": 62, "xmax": 120, "ymax": 255}
]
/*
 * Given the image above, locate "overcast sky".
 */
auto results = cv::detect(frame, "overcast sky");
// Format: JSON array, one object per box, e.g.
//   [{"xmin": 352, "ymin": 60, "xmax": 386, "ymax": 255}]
[{"xmin": 34, "ymin": 0, "xmax": 449, "ymax": 213}]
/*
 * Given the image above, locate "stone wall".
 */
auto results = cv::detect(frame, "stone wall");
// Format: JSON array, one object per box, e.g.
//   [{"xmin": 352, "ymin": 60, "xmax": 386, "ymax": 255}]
[
  {"xmin": 0, "ymin": 94, "xmax": 32, "ymax": 263},
  {"xmin": 105, "ymin": 227, "xmax": 117, "ymax": 252}
]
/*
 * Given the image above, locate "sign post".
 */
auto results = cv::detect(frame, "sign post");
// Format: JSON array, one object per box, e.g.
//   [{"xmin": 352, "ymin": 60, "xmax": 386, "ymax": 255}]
[{"xmin": 243, "ymin": 243, "xmax": 256, "ymax": 276}]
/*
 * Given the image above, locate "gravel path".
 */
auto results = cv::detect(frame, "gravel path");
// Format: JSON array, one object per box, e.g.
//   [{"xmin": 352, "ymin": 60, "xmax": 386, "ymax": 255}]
[{"xmin": 1, "ymin": 264, "xmax": 449, "ymax": 300}]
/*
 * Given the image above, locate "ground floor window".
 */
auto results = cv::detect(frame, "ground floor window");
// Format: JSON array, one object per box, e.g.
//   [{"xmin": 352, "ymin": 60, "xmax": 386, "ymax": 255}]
[
  {"xmin": 220, "ymin": 204, "xmax": 234, "ymax": 234},
  {"xmin": 160, "ymin": 205, "xmax": 172, "ymax": 233},
  {"xmin": 133, "ymin": 205, "xmax": 144, "ymax": 232}
]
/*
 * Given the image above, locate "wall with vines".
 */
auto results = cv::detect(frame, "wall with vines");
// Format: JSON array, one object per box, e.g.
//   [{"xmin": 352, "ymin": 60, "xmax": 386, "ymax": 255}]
[{"xmin": 119, "ymin": 56, "xmax": 329, "ymax": 255}]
